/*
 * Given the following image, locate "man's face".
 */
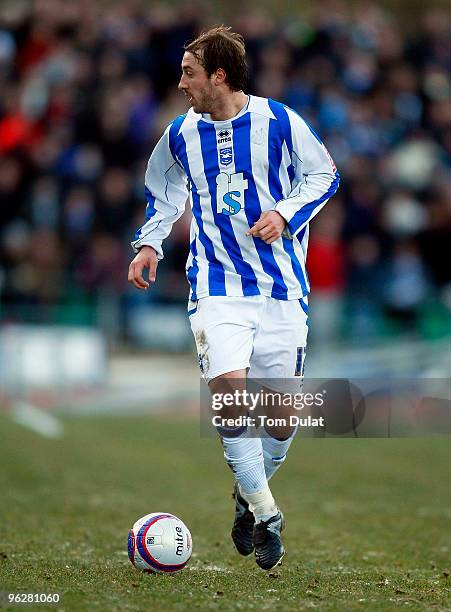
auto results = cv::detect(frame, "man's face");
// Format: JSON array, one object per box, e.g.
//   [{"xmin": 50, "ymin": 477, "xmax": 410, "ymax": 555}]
[{"xmin": 178, "ymin": 52, "xmax": 215, "ymax": 114}]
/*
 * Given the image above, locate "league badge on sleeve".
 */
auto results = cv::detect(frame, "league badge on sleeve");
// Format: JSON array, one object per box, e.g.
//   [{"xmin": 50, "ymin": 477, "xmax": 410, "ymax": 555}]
[{"xmin": 322, "ymin": 143, "xmax": 337, "ymax": 173}]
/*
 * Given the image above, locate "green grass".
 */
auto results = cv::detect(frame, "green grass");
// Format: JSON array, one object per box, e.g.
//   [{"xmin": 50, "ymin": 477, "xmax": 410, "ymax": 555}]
[{"xmin": 0, "ymin": 413, "xmax": 450, "ymax": 611}]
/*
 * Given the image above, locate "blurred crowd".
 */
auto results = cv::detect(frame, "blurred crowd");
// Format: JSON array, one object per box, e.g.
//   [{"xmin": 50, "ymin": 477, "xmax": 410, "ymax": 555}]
[{"xmin": 0, "ymin": 0, "xmax": 450, "ymax": 343}]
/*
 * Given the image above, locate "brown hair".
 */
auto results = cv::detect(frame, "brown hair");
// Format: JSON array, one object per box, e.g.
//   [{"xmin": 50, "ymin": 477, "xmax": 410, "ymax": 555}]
[{"xmin": 184, "ymin": 26, "xmax": 248, "ymax": 92}]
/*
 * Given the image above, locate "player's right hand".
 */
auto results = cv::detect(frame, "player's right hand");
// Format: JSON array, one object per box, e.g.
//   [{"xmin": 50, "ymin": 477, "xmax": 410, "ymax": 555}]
[{"xmin": 128, "ymin": 246, "xmax": 158, "ymax": 290}]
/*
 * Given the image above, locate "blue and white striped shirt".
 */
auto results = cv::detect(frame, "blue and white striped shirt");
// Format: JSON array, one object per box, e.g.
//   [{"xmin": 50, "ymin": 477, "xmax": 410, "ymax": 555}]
[{"xmin": 132, "ymin": 95, "xmax": 340, "ymax": 301}]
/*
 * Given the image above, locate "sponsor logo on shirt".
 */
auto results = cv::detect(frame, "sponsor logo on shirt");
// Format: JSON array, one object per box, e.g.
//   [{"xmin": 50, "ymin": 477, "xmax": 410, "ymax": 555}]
[{"xmin": 216, "ymin": 172, "xmax": 248, "ymax": 216}]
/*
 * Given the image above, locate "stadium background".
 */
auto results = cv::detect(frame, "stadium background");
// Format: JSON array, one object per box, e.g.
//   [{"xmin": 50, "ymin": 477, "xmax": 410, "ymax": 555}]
[{"xmin": 0, "ymin": 1, "xmax": 450, "ymax": 609}]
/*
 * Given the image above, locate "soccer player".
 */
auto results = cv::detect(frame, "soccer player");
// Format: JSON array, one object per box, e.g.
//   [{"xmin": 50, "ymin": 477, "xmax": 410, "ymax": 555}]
[{"xmin": 128, "ymin": 26, "xmax": 339, "ymax": 569}]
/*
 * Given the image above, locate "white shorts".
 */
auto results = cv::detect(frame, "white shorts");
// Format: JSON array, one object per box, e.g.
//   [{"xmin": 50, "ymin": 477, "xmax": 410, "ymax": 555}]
[{"xmin": 188, "ymin": 295, "xmax": 308, "ymax": 384}]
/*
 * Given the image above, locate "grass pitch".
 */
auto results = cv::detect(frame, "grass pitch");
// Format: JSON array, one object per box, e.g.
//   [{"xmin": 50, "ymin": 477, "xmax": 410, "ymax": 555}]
[{"xmin": 0, "ymin": 412, "xmax": 450, "ymax": 611}]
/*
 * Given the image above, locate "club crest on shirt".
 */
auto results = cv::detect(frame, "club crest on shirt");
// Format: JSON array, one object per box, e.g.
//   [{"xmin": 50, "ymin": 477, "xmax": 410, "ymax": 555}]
[{"xmin": 219, "ymin": 147, "xmax": 233, "ymax": 166}]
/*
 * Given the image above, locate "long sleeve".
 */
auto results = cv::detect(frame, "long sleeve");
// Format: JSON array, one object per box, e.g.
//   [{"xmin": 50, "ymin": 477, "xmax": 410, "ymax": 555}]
[
  {"xmin": 131, "ymin": 124, "xmax": 188, "ymax": 259},
  {"xmin": 275, "ymin": 109, "xmax": 340, "ymax": 238}
]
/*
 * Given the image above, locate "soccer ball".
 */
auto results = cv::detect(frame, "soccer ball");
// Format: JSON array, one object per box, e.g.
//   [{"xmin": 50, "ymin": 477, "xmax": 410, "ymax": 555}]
[{"xmin": 128, "ymin": 513, "xmax": 192, "ymax": 573}]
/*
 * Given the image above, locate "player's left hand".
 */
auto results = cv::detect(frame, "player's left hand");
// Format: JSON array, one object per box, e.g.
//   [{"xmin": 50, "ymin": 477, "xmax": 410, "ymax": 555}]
[{"xmin": 246, "ymin": 211, "xmax": 287, "ymax": 244}]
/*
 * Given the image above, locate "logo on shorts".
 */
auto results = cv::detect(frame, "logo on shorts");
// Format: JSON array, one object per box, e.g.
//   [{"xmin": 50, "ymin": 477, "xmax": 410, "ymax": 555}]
[
  {"xmin": 219, "ymin": 147, "xmax": 233, "ymax": 166},
  {"xmin": 216, "ymin": 172, "xmax": 248, "ymax": 216}
]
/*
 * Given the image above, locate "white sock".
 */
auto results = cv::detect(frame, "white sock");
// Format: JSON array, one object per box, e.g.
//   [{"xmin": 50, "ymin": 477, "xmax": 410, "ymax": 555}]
[
  {"xmin": 221, "ymin": 431, "xmax": 267, "ymax": 495},
  {"xmin": 243, "ymin": 485, "xmax": 278, "ymax": 523},
  {"xmin": 262, "ymin": 426, "xmax": 298, "ymax": 481}
]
